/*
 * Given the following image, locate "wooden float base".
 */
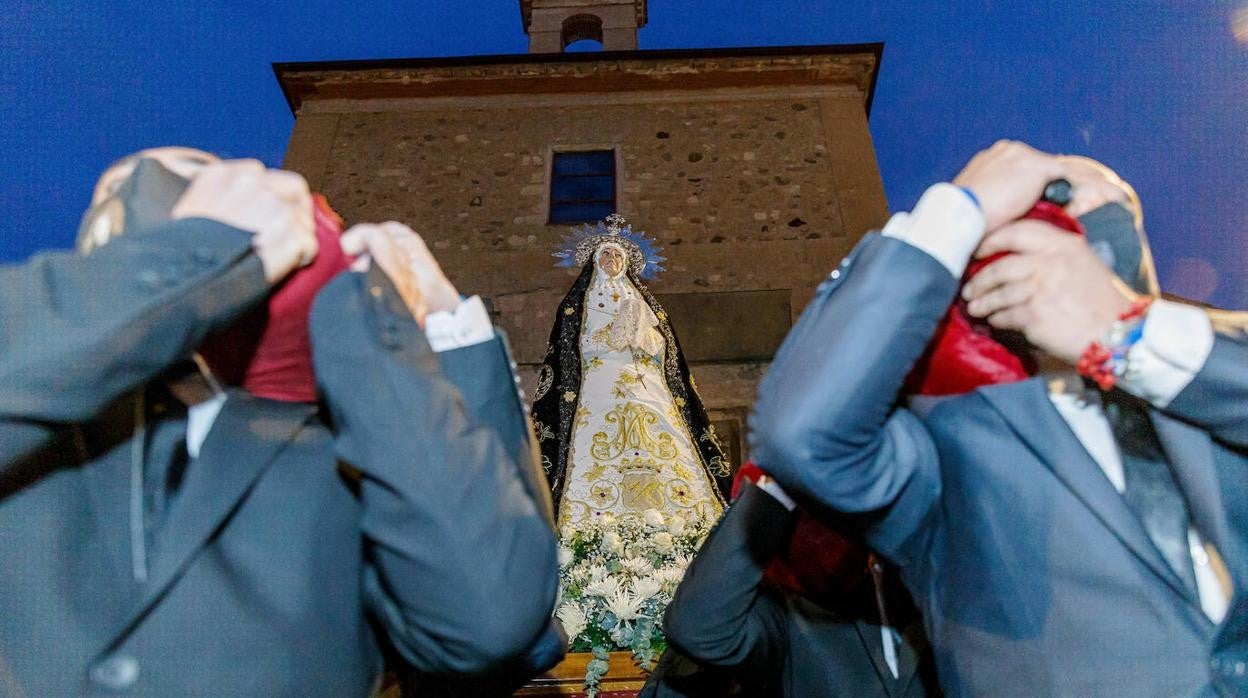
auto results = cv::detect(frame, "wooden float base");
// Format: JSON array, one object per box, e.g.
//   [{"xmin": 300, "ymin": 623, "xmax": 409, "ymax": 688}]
[{"xmin": 515, "ymin": 651, "xmax": 648, "ymax": 696}]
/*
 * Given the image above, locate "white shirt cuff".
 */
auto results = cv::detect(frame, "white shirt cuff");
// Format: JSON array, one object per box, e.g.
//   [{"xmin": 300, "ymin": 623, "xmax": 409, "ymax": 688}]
[
  {"xmin": 1119, "ymin": 299, "xmax": 1214, "ymax": 407},
  {"xmin": 755, "ymin": 476, "xmax": 797, "ymax": 511},
  {"xmin": 424, "ymin": 296, "xmax": 495, "ymax": 352},
  {"xmin": 882, "ymin": 183, "xmax": 985, "ymax": 278}
]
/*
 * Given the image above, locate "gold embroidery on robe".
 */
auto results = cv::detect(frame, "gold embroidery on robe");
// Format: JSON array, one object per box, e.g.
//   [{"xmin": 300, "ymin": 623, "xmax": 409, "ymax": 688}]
[
  {"xmin": 589, "ymin": 482, "xmax": 620, "ymax": 509},
  {"xmin": 621, "ymin": 472, "xmax": 666, "ymax": 510},
  {"xmin": 533, "ymin": 418, "xmax": 555, "ymax": 442},
  {"xmin": 591, "ymin": 403, "xmax": 679, "ymax": 462},
  {"xmin": 666, "ymin": 480, "xmax": 695, "ymax": 508},
  {"xmin": 535, "ymin": 364, "xmax": 554, "ymax": 402},
  {"xmin": 581, "ymin": 462, "xmax": 607, "ymax": 482}
]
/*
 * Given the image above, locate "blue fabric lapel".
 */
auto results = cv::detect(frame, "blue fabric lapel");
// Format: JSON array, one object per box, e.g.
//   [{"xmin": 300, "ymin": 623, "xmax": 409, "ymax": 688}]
[
  {"xmin": 977, "ymin": 378, "xmax": 1199, "ymax": 608},
  {"xmin": 81, "ymin": 427, "xmax": 145, "ymax": 640},
  {"xmin": 1151, "ymin": 410, "xmax": 1227, "ymax": 554}
]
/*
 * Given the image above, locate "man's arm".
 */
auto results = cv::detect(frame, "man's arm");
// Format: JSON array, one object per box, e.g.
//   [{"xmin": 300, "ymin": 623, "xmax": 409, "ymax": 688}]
[
  {"xmin": 963, "ymin": 217, "xmax": 1248, "ymax": 450},
  {"xmin": 309, "ymin": 267, "xmax": 558, "ymax": 675},
  {"xmin": 0, "ymin": 158, "xmax": 316, "ymax": 472},
  {"xmin": 429, "ymin": 312, "xmax": 555, "ymax": 525},
  {"xmin": 1126, "ymin": 305, "xmax": 1248, "ymax": 450},
  {"xmin": 750, "ymin": 186, "xmax": 979, "ymax": 562},
  {"xmin": 754, "ymin": 140, "xmax": 1066, "ymax": 560},
  {"xmin": 664, "ymin": 482, "xmax": 794, "ymax": 670},
  {"xmin": 0, "ymin": 222, "xmax": 266, "ymax": 466}
]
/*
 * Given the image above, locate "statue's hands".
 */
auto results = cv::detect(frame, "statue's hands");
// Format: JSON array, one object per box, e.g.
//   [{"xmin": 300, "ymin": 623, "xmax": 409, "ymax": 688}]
[
  {"xmin": 953, "ymin": 140, "xmax": 1068, "ymax": 233},
  {"xmin": 340, "ymin": 222, "xmax": 460, "ymax": 327},
  {"xmin": 172, "ymin": 160, "xmax": 317, "ymax": 284},
  {"xmin": 963, "ymin": 219, "xmax": 1136, "ymax": 365}
]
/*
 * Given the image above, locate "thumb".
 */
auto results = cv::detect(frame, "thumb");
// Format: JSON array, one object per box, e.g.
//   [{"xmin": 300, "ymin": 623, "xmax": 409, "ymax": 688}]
[
  {"xmin": 339, "ymin": 228, "xmax": 369, "ymax": 257},
  {"xmin": 349, "ymin": 253, "xmax": 372, "ymax": 273}
]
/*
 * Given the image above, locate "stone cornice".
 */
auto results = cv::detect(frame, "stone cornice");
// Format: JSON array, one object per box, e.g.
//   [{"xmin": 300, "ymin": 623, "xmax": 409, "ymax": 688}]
[{"xmin": 274, "ymin": 43, "xmax": 883, "ymax": 116}]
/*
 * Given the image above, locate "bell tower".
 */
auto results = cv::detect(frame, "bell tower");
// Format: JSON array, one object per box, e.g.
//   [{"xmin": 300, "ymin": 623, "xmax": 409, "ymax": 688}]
[{"xmin": 520, "ymin": 0, "xmax": 647, "ymax": 53}]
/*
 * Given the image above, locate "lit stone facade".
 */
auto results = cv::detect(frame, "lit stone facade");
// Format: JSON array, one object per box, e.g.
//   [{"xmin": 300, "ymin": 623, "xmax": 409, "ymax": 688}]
[{"xmin": 275, "ymin": 46, "xmax": 887, "ymax": 463}]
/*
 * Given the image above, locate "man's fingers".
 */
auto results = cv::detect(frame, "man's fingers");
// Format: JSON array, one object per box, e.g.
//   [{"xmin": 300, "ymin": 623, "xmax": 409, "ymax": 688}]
[
  {"xmin": 349, "ymin": 253, "xmax": 371, "ymax": 273},
  {"xmin": 967, "ymin": 281, "xmax": 1033, "ymax": 318},
  {"xmin": 262, "ymin": 169, "xmax": 312, "ymax": 214},
  {"xmin": 379, "ymin": 222, "xmax": 429, "ymax": 256},
  {"xmin": 340, "ymin": 232, "xmax": 366, "ymax": 257},
  {"xmin": 340, "ymin": 224, "xmax": 383, "ymax": 256},
  {"xmin": 975, "ymin": 220, "xmax": 1067, "ymax": 259},
  {"xmin": 338, "ymin": 220, "xmax": 443, "ymax": 325},
  {"xmin": 209, "ymin": 159, "xmax": 266, "ymax": 183},
  {"xmin": 985, "ymin": 305, "xmax": 1032, "ymax": 332},
  {"xmin": 179, "ymin": 161, "xmax": 254, "ymax": 200},
  {"xmin": 265, "ymin": 168, "xmax": 310, "ymax": 195},
  {"xmin": 379, "ymin": 221, "xmax": 417, "ymax": 237},
  {"xmin": 1058, "ymin": 155, "xmax": 1133, "ymax": 218},
  {"xmin": 962, "ymin": 254, "xmax": 1036, "ymax": 300}
]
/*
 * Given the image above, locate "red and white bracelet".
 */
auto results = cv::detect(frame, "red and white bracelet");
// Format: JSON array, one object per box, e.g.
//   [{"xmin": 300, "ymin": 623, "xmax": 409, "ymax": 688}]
[{"xmin": 1076, "ymin": 297, "xmax": 1153, "ymax": 391}]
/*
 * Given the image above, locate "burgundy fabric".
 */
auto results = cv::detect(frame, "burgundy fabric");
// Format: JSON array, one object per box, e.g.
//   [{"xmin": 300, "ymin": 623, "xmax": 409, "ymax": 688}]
[
  {"xmin": 906, "ymin": 201, "xmax": 1085, "ymax": 396},
  {"xmin": 732, "ymin": 463, "xmax": 870, "ymax": 606},
  {"xmin": 199, "ymin": 195, "xmax": 351, "ymax": 403}
]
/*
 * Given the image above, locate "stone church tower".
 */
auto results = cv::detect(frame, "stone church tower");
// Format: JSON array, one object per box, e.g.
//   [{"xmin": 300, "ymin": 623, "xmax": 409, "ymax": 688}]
[
  {"xmin": 521, "ymin": 0, "xmax": 647, "ymax": 52},
  {"xmin": 274, "ymin": 1, "xmax": 887, "ymax": 466}
]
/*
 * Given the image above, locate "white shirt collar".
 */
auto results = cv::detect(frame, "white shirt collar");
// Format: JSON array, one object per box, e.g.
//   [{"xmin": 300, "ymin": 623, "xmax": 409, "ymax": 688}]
[{"xmin": 185, "ymin": 392, "xmax": 227, "ymax": 459}]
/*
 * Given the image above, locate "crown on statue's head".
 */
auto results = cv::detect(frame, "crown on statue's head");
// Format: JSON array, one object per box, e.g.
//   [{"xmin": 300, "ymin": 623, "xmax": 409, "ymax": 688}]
[
  {"xmin": 617, "ymin": 457, "xmax": 664, "ymax": 475},
  {"xmin": 603, "ymin": 212, "xmax": 628, "ymax": 234},
  {"xmin": 553, "ymin": 214, "xmax": 666, "ymax": 281}
]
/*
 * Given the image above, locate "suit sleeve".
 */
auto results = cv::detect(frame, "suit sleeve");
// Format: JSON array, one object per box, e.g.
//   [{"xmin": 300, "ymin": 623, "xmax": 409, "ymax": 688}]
[
  {"xmin": 309, "ymin": 267, "xmax": 558, "ymax": 675},
  {"xmin": 436, "ymin": 334, "xmax": 556, "ymax": 525},
  {"xmin": 0, "ymin": 221, "xmax": 266, "ymax": 468},
  {"xmin": 1160, "ymin": 311, "xmax": 1248, "ymax": 450},
  {"xmin": 664, "ymin": 483, "xmax": 793, "ymax": 672},
  {"xmin": 749, "ymin": 231, "xmax": 950, "ymax": 565}
]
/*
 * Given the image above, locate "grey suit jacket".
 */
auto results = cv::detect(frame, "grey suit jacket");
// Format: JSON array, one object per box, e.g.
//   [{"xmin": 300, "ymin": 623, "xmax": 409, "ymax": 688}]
[
  {"xmin": 0, "ymin": 220, "xmax": 558, "ymax": 696},
  {"xmin": 751, "ymin": 233, "xmax": 1248, "ymax": 696}
]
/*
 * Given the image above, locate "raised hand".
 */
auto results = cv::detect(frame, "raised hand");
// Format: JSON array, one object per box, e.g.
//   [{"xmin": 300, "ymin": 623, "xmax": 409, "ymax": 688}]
[
  {"xmin": 172, "ymin": 159, "xmax": 317, "ymax": 284},
  {"xmin": 339, "ymin": 221, "xmax": 460, "ymax": 327},
  {"xmin": 962, "ymin": 219, "xmax": 1137, "ymax": 364},
  {"xmin": 953, "ymin": 140, "xmax": 1068, "ymax": 233}
]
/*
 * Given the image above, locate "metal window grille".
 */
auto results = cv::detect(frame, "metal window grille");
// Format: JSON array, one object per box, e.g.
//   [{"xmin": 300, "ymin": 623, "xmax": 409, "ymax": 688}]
[{"xmin": 549, "ymin": 150, "xmax": 616, "ymax": 224}]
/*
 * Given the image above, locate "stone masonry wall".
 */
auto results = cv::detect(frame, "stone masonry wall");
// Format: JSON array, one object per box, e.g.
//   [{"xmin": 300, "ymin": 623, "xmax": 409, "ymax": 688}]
[{"xmin": 286, "ymin": 91, "xmax": 887, "ymax": 458}]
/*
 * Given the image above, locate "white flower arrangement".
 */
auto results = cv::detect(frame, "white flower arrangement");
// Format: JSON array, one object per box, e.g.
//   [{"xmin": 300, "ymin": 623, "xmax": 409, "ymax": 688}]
[{"xmin": 554, "ymin": 508, "xmax": 715, "ymax": 696}]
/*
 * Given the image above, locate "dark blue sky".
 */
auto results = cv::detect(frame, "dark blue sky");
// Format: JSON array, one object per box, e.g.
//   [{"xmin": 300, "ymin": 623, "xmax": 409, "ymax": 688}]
[{"xmin": 3, "ymin": 1, "xmax": 1245, "ymax": 307}]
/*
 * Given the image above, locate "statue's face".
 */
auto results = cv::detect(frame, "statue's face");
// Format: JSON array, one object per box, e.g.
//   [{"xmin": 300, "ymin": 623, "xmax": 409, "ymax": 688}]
[{"xmin": 598, "ymin": 245, "xmax": 626, "ymax": 278}]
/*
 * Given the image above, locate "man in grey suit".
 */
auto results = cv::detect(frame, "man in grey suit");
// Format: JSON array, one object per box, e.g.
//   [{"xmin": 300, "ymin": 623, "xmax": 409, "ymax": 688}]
[
  {"xmin": 0, "ymin": 149, "xmax": 559, "ymax": 696},
  {"xmin": 653, "ymin": 474, "xmax": 936, "ymax": 697},
  {"xmin": 751, "ymin": 141, "xmax": 1246, "ymax": 696}
]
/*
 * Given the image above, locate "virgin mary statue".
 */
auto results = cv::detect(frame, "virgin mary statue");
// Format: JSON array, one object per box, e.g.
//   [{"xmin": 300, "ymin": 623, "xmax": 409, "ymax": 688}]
[{"xmin": 532, "ymin": 215, "xmax": 730, "ymax": 528}]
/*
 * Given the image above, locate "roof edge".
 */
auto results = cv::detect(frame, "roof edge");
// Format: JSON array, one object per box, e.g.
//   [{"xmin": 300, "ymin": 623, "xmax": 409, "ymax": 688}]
[{"xmin": 273, "ymin": 42, "xmax": 884, "ymax": 117}]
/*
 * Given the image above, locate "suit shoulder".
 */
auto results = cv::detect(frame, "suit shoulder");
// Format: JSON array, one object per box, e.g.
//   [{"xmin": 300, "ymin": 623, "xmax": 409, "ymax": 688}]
[
  {"xmin": 310, "ymin": 270, "xmax": 358, "ymax": 313},
  {"xmin": 918, "ymin": 391, "xmax": 993, "ymax": 431},
  {"xmin": 308, "ymin": 270, "xmax": 370, "ymax": 340}
]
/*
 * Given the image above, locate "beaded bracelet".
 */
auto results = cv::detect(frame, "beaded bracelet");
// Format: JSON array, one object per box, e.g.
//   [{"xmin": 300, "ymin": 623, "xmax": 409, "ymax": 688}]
[{"xmin": 1076, "ymin": 297, "xmax": 1153, "ymax": 391}]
